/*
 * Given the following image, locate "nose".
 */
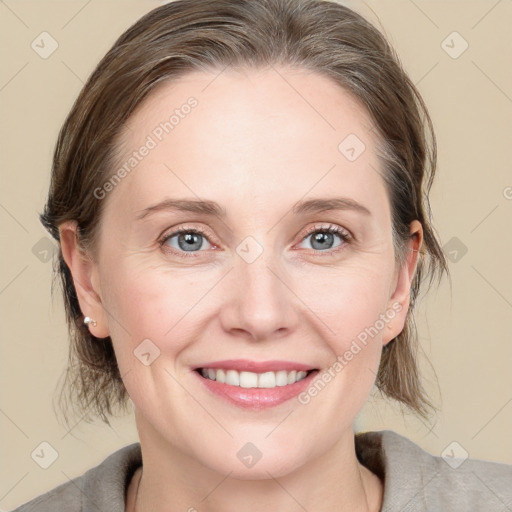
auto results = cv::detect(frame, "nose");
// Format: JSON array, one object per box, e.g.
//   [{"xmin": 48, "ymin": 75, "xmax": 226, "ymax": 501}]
[{"xmin": 218, "ymin": 250, "xmax": 300, "ymax": 343}]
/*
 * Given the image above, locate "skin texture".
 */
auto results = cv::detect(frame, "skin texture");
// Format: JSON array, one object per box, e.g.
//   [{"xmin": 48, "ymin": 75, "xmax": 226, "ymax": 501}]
[{"xmin": 60, "ymin": 66, "xmax": 422, "ymax": 512}]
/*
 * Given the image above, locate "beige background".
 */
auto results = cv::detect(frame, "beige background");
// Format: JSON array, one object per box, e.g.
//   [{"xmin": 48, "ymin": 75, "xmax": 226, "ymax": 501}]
[{"xmin": 1, "ymin": 0, "xmax": 511, "ymax": 509}]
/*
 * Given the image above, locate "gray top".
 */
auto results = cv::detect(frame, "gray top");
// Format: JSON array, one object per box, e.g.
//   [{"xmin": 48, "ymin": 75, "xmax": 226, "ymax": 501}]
[{"xmin": 10, "ymin": 430, "xmax": 512, "ymax": 511}]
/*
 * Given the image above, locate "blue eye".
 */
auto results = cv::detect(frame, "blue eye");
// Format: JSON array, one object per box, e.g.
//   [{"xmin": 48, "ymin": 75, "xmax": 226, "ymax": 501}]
[
  {"xmin": 159, "ymin": 223, "xmax": 351, "ymax": 259},
  {"xmin": 160, "ymin": 228, "xmax": 212, "ymax": 256},
  {"xmin": 298, "ymin": 225, "xmax": 351, "ymax": 254}
]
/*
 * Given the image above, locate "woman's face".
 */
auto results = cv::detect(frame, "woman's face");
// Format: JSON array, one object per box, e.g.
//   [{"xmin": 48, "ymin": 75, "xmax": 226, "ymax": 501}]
[{"xmin": 75, "ymin": 67, "xmax": 420, "ymax": 477}]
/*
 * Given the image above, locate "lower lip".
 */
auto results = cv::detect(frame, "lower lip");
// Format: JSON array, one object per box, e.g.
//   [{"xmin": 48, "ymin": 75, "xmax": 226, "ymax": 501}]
[{"xmin": 193, "ymin": 369, "xmax": 319, "ymax": 409}]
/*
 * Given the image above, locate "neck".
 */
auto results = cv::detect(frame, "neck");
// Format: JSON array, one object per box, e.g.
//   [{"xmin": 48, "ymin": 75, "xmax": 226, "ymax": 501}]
[{"xmin": 130, "ymin": 414, "xmax": 382, "ymax": 512}]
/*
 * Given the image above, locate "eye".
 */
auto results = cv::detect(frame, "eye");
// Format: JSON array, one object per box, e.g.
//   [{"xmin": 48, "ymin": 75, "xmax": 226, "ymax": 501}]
[
  {"xmin": 297, "ymin": 224, "xmax": 351, "ymax": 255},
  {"xmin": 159, "ymin": 223, "xmax": 352, "ymax": 259},
  {"xmin": 159, "ymin": 226, "xmax": 214, "ymax": 257}
]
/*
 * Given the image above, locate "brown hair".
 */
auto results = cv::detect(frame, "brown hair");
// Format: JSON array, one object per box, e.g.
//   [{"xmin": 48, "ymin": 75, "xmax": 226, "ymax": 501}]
[{"xmin": 41, "ymin": 0, "xmax": 449, "ymax": 425}]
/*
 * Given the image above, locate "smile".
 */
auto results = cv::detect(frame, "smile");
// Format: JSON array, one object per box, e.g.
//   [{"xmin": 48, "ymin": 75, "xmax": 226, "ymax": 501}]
[
  {"xmin": 193, "ymin": 360, "xmax": 320, "ymax": 409},
  {"xmin": 197, "ymin": 368, "xmax": 314, "ymax": 388}
]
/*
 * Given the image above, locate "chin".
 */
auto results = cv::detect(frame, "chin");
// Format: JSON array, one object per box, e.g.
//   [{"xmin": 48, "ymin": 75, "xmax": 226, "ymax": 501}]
[{"xmin": 205, "ymin": 451, "xmax": 308, "ymax": 481}]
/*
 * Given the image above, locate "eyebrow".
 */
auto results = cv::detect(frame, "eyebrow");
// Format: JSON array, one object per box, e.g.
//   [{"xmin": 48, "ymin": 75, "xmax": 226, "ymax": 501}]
[
  {"xmin": 135, "ymin": 196, "xmax": 371, "ymax": 220},
  {"xmin": 292, "ymin": 197, "xmax": 371, "ymax": 216},
  {"xmin": 136, "ymin": 198, "xmax": 227, "ymax": 220}
]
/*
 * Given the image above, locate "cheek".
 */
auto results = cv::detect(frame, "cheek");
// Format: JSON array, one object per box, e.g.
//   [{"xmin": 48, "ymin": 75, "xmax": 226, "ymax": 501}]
[
  {"xmin": 98, "ymin": 261, "xmax": 219, "ymax": 365},
  {"xmin": 294, "ymin": 262, "xmax": 393, "ymax": 343},
  {"xmin": 290, "ymin": 263, "xmax": 393, "ymax": 404},
  {"xmin": 97, "ymin": 266, "xmax": 198, "ymax": 408}
]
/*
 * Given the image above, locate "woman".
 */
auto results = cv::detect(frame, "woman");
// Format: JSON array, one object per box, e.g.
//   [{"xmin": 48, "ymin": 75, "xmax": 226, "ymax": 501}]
[{"xmin": 11, "ymin": 0, "xmax": 511, "ymax": 511}]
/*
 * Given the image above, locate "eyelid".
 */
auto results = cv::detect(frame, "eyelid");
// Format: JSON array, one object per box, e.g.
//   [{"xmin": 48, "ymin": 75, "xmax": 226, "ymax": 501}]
[
  {"xmin": 293, "ymin": 223, "xmax": 352, "ymax": 257},
  {"xmin": 299, "ymin": 223, "xmax": 352, "ymax": 241},
  {"xmin": 158, "ymin": 224, "xmax": 218, "ymax": 256}
]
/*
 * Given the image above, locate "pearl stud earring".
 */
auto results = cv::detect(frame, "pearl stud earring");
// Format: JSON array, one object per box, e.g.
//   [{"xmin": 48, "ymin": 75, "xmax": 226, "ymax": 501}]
[{"xmin": 84, "ymin": 316, "xmax": 97, "ymax": 327}]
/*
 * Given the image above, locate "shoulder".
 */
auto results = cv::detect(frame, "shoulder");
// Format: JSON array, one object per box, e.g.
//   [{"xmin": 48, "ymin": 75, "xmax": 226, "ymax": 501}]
[
  {"xmin": 356, "ymin": 429, "xmax": 512, "ymax": 512},
  {"xmin": 9, "ymin": 442, "xmax": 142, "ymax": 512}
]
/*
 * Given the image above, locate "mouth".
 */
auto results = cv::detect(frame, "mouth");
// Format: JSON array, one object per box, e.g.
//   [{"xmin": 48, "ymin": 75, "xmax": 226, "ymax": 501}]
[
  {"xmin": 195, "ymin": 367, "xmax": 317, "ymax": 388},
  {"xmin": 192, "ymin": 360, "xmax": 319, "ymax": 409}
]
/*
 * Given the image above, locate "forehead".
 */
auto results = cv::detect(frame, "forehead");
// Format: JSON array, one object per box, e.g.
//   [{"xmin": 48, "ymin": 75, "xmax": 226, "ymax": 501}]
[{"xmin": 106, "ymin": 66, "xmax": 388, "ymax": 221}]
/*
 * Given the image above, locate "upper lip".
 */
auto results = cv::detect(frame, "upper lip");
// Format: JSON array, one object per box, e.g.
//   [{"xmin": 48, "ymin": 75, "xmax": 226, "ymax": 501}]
[{"xmin": 194, "ymin": 359, "xmax": 317, "ymax": 373}]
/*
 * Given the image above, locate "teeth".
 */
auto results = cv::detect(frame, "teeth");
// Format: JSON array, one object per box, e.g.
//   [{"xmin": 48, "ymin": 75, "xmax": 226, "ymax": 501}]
[
  {"xmin": 297, "ymin": 371, "xmax": 307, "ymax": 381},
  {"xmin": 276, "ymin": 370, "xmax": 289, "ymax": 386},
  {"xmin": 240, "ymin": 371, "xmax": 259, "ymax": 388},
  {"xmin": 256, "ymin": 371, "xmax": 275, "ymax": 388},
  {"xmin": 226, "ymin": 370, "xmax": 239, "ymax": 386},
  {"xmin": 200, "ymin": 368, "xmax": 311, "ymax": 388}
]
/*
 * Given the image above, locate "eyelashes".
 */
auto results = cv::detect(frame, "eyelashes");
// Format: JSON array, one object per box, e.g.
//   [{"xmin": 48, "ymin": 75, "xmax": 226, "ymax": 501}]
[
  {"xmin": 159, "ymin": 223, "xmax": 352, "ymax": 259},
  {"xmin": 300, "ymin": 224, "xmax": 351, "ymax": 253},
  {"xmin": 160, "ymin": 227, "xmax": 213, "ymax": 257}
]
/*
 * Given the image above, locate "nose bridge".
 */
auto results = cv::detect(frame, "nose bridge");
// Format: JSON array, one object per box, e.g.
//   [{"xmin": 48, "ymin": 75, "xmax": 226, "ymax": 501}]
[{"xmin": 220, "ymin": 236, "xmax": 297, "ymax": 340}]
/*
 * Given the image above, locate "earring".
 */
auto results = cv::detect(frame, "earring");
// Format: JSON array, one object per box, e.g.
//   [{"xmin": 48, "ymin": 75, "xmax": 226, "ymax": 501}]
[{"xmin": 84, "ymin": 316, "xmax": 97, "ymax": 327}]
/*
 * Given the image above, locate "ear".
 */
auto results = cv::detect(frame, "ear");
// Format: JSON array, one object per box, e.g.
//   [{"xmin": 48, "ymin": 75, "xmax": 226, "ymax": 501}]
[
  {"xmin": 382, "ymin": 220, "xmax": 423, "ymax": 346},
  {"xmin": 59, "ymin": 221, "xmax": 110, "ymax": 338}
]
